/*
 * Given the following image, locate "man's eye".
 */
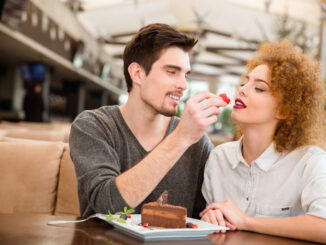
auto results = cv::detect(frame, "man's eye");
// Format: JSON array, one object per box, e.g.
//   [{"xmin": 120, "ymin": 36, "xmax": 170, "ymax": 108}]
[{"xmin": 167, "ymin": 70, "xmax": 175, "ymax": 74}]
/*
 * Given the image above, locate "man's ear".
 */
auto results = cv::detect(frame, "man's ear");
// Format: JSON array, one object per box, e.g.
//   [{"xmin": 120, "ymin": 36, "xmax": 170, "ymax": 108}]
[{"xmin": 128, "ymin": 62, "xmax": 145, "ymax": 87}]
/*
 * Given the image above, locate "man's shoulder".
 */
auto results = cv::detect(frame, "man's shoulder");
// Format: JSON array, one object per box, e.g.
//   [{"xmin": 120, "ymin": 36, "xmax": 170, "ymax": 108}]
[
  {"xmin": 75, "ymin": 105, "xmax": 119, "ymax": 120},
  {"xmin": 72, "ymin": 105, "xmax": 120, "ymax": 126}
]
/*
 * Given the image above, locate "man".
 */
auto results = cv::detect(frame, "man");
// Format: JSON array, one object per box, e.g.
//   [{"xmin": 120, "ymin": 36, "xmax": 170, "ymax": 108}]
[{"xmin": 69, "ymin": 23, "xmax": 227, "ymax": 218}]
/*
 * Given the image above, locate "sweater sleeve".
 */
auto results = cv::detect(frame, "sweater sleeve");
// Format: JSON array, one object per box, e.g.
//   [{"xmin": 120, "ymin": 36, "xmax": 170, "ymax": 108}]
[{"xmin": 69, "ymin": 111, "xmax": 129, "ymax": 216}]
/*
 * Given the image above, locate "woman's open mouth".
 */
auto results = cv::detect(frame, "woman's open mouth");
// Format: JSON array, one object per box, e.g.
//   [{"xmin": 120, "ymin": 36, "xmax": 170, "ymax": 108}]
[{"xmin": 233, "ymin": 98, "xmax": 246, "ymax": 109}]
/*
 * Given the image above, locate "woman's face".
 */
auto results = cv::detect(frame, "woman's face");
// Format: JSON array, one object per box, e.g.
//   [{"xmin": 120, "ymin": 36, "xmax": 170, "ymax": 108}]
[{"xmin": 231, "ymin": 64, "xmax": 281, "ymax": 128}]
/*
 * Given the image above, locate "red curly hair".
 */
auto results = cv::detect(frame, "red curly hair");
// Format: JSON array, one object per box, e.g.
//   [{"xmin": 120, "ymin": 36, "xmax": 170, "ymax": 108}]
[{"xmin": 239, "ymin": 40, "xmax": 326, "ymax": 152}]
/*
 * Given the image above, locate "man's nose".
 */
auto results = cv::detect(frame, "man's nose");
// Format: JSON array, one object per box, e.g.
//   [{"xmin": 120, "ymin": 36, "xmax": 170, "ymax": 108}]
[{"xmin": 177, "ymin": 75, "xmax": 187, "ymax": 91}]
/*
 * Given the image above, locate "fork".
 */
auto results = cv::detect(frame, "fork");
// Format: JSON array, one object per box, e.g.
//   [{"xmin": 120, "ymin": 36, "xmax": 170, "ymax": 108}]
[{"xmin": 47, "ymin": 213, "xmax": 102, "ymax": 225}]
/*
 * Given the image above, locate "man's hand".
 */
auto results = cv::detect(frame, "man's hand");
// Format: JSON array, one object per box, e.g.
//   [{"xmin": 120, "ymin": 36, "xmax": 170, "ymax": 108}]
[
  {"xmin": 175, "ymin": 91, "xmax": 227, "ymax": 145},
  {"xmin": 200, "ymin": 200, "xmax": 249, "ymax": 231}
]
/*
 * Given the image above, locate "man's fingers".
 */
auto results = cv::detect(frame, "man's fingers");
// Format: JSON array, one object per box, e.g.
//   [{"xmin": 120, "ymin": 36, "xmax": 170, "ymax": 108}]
[
  {"xmin": 197, "ymin": 97, "xmax": 227, "ymax": 111},
  {"xmin": 191, "ymin": 91, "xmax": 221, "ymax": 103},
  {"xmin": 201, "ymin": 106, "xmax": 222, "ymax": 118}
]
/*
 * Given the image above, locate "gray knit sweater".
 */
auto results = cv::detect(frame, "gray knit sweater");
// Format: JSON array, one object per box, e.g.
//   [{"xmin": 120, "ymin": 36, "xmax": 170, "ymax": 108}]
[{"xmin": 69, "ymin": 105, "xmax": 213, "ymax": 218}]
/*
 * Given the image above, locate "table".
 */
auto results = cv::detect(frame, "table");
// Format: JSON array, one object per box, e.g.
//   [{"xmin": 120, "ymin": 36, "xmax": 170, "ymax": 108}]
[{"xmin": 0, "ymin": 214, "xmax": 321, "ymax": 245}]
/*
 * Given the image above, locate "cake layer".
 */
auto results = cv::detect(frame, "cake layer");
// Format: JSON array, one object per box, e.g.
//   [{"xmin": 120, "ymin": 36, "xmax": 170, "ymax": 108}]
[
  {"xmin": 142, "ymin": 208, "xmax": 186, "ymax": 220},
  {"xmin": 141, "ymin": 202, "xmax": 187, "ymax": 228},
  {"xmin": 142, "ymin": 214, "xmax": 186, "ymax": 228}
]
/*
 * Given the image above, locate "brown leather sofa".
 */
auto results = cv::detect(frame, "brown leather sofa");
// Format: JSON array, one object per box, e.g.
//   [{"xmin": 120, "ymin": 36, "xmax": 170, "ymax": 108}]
[
  {"xmin": 0, "ymin": 124, "xmax": 80, "ymax": 216},
  {"xmin": 0, "ymin": 121, "xmax": 70, "ymax": 142}
]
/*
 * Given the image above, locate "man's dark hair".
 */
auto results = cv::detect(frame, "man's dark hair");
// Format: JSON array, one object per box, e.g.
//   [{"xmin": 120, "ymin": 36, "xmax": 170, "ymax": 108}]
[{"xmin": 123, "ymin": 23, "xmax": 197, "ymax": 92}]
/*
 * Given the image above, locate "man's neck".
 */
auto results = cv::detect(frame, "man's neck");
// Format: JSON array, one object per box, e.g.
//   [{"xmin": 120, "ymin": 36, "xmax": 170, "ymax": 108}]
[{"xmin": 119, "ymin": 97, "xmax": 171, "ymax": 151}]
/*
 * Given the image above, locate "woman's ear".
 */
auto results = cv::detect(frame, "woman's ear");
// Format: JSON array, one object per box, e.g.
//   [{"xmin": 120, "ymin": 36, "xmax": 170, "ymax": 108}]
[
  {"xmin": 276, "ymin": 108, "xmax": 287, "ymax": 120},
  {"xmin": 128, "ymin": 62, "xmax": 145, "ymax": 87}
]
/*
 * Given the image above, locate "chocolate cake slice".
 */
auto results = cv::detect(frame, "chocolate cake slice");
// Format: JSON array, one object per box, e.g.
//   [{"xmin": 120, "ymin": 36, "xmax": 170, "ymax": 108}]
[{"xmin": 141, "ymin": 191, "xmax": 187, "ymax": 228}]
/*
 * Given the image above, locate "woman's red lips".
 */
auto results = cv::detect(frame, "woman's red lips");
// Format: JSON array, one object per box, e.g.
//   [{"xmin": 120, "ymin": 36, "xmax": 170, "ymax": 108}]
[{"xmin": 233, "ymin": 98, "xmax": 246, "ymax": 109}]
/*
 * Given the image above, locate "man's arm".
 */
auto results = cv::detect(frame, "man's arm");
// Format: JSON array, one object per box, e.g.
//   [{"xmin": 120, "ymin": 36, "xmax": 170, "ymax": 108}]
[{"xmin": 116, "ymin": 91, "xmax": 226, "ymax": 208}]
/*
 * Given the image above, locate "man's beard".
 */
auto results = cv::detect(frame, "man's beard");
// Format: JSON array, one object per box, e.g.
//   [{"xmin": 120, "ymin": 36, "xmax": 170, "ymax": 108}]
[
  {"xmin": 158, "ymin": 107, "xmax": 177, "ymax": 117},
  {"xmin": 144, "ymin": 99, "xmax": 177, "ymax": 117}
]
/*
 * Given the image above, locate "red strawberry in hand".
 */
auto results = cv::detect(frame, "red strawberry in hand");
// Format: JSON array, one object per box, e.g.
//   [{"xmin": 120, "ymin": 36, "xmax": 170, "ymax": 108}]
[{"xmin": 219, "ymin": 93, "xmax": 230, "ymax": 104}]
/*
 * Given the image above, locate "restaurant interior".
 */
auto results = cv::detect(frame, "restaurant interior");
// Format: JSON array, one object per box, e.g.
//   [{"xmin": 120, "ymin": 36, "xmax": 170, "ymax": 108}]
[{"xmin": 0, "ymin": 0, "xmax": 325, "ymax": 244}]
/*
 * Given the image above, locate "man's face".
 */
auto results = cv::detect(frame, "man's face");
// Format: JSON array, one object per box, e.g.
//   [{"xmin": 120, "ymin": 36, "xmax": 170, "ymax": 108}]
[{"xmin": 140, "ymin": 46, "xmax": 190, "ymax": 117}]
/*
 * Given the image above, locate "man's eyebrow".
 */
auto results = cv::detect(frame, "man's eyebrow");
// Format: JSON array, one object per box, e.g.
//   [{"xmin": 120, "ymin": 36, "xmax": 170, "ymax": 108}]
[{"xmin": 163, "ymin": 64, "xmax": 191, "ymax": 74}]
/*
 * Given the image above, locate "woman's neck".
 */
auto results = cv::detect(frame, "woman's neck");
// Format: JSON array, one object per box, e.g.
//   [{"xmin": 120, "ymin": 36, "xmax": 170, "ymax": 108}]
[{"xmin": 242, "ymin": 125, "xmax": 275, "ymax": 166}]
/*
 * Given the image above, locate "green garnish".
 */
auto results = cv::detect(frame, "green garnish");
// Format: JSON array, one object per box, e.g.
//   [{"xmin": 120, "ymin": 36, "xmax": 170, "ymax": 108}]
[{"xmin": 106, "ymin": 206, "xmax": 135, "ymax": 224}]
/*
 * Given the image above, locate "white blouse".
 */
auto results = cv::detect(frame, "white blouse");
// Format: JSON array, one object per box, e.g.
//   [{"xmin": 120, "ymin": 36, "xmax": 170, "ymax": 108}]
[{"xmin": 202, "ymin": 138, "xmax": 326, "ymax": 218}]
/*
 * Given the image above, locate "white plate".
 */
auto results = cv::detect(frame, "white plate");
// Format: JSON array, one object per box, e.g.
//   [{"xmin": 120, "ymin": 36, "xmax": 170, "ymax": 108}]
[{"xmin": 96, "ymin": 214, "xmax": 229, "ymax": 241}]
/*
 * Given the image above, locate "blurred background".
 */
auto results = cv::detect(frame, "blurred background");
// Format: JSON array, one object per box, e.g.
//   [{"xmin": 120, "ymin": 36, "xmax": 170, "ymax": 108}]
[{"xmin": 0, "ymin": 0, "xmax": 325, "ymax": 145}]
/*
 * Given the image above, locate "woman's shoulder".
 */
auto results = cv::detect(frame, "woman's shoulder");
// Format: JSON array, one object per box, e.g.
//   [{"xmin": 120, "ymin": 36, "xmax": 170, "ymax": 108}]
[
  {"xmin": 293, "ymin": 145, "xmax": 326, "ymax": 159},
  {"xmin": 212, "ymin": 140, "xmax": 240, "ymax": 153},
  {"xmin": 289, "ymin": 145, "xmax": 326, "ymax": 174}
]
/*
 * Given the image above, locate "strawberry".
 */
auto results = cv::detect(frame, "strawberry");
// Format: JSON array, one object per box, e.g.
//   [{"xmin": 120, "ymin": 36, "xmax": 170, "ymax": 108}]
[{"xmin": 219, "ymin": 93, "xmax": 230, "ymax": 104}]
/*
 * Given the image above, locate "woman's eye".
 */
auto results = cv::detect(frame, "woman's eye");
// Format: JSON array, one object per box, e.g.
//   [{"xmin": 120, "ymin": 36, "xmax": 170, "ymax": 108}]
[
  {"xmin": 240, "ymin": 83, "xmax": 245, "ymax": 87},
  {"xmin": 255, "ymin": 88, "xmax": 264, "ymax": 92}
]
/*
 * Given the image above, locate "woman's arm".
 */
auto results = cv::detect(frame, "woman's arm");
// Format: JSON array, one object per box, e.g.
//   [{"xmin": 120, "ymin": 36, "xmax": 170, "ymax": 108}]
[
  {"xmin": 200, "ymin": 200, "xmax": 326, "ymax": 244},
  {"xmin": 247, "ymin": 214, "xmax": 326, "ymax": 243}
]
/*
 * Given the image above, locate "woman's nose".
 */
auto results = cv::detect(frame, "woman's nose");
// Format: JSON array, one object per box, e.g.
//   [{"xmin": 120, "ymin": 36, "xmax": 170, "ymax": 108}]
[{"xmin": 238, "ymin": 84, "xmax": 248, "ymax": 97}]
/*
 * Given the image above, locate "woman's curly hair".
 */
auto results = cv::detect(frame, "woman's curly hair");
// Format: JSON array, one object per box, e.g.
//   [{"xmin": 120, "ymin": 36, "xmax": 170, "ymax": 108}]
[{"xmin": 242, "ymin": 39, "xmax": 326, "ymax": 152}]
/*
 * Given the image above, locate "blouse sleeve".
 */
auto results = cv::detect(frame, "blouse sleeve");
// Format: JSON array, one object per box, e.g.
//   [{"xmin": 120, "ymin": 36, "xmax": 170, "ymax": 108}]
[
  {"xmin": 201, "ymin": 149, "xmax": 219, "ymax": 205},
  {"xmin": 301, "ymin": 151, "xmax": 326, "ymax": 219}
]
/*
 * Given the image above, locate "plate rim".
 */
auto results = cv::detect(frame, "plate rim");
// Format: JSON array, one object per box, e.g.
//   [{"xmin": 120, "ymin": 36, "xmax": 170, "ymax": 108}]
[{"xmin": 96, "ymin": 213, "xmax": 229, "ymax": 241}]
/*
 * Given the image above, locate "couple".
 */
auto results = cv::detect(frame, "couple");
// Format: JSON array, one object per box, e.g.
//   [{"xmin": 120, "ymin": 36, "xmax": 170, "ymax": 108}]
[{"xmin": 69, "ymin": 23, "xmax": 326, "ymax": 243}]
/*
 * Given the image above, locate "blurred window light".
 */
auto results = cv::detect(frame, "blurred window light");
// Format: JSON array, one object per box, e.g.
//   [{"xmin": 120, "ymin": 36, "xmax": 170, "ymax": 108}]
[{"xmin": 118, "ymin": 93, "xmax": 128, "ymax": 105}]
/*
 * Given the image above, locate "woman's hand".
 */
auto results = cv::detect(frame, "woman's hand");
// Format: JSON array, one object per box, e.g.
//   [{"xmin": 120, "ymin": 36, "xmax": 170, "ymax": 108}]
[
  {"xmin": 201, "ymin": 206, "xmax": 236, "ymax": 233},
  {"xmin": 200, "ymin": 200, "xmax": 250, "ymax": 231}
]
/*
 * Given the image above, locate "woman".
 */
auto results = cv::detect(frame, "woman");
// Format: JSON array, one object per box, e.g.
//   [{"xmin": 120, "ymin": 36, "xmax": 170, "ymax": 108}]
[{"xmin": 201, "ymin": 40, "xmax": 326, "ymax": 243}]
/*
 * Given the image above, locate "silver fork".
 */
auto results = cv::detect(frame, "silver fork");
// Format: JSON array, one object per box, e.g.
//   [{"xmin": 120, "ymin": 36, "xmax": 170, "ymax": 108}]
[{"xmin": 47, "ymin": 213, "xmax": 102, "ymax": 225}]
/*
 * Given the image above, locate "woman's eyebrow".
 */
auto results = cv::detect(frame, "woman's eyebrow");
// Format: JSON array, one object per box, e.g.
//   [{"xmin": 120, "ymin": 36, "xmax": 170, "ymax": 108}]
[
  {"xmin": 246, "ymin": 75, "xmax": 269, "ymax": 86},
  {"xmin": 254, "ymin": 79, "xmax": 269, "ymax": 86}
]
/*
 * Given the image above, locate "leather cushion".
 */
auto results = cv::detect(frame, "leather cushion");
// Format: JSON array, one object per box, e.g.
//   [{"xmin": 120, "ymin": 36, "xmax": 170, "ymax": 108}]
[
  {"xmin": 54, "ymin": 144, "xmax": 80, "ymax": 216},
  {"xmin": 0, "ymin": 141, "xmax": 64, "ymax": 214}
]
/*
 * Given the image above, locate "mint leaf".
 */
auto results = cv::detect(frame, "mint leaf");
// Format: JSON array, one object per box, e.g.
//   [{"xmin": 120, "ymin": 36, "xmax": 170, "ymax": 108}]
[
  {"xmin": 105, "ymin": 216, "xmax": 115, "ymax": 222},
  {"xmin": 107, "ymin": 207, "xmax": 135, "ymax": 224},
  {"xmin": 119, "ymin": 218, "xmax": 126, "ymax": 224},
  {"xmin": 126, "ymin": 208, "xmax": 135, "ymax": 214}
]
